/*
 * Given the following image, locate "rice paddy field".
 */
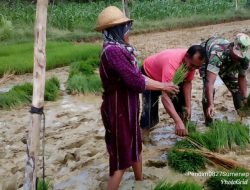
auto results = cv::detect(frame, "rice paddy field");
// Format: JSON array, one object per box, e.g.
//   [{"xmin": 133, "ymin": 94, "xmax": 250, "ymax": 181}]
[{"xmin": 1, "ymin": 0, "xmax": 250, "ymax": 190}]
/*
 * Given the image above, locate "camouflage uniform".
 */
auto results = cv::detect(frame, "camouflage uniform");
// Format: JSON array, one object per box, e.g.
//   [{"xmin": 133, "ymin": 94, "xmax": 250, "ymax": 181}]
[{"xmin": 200, "ymin": 37, "xmax": 250, "ymax": 124}]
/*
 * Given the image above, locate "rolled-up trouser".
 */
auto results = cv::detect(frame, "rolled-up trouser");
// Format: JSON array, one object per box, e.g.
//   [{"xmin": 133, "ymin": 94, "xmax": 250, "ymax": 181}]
[
  {"xmin": 140, "ymin": 66, "xmax": 186, "ymax": 129},
  {"xmin": 202, "ymin": 72, "xmax": 243, "ymax": 125}
]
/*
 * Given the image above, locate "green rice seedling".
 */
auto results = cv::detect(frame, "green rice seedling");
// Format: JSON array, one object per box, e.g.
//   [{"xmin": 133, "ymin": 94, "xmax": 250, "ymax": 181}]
[
  {"xmin": 154, "ymin": 180, "xmax": 172, "ymax": 190},
  {"xmin": 154, "ymin": 180, "xmax": 203, "ymax": 190},
  {"xmin": 187, "ymin": 121, "xmax": 250, "ymax": 152},
  {"xmin": 44, "ymin": 77, "xmax": 60, "ymax": 101},
  {"xmin": 172, "ymin": 64, "xmax": 188, "ymax": 85},
  {"xmin": 0, "ymin": 42, "xmax": 101, "ymax": 77},
  {"xmin": 206, "ymin": 168, "xmax": 250, "ymax": 190},
  {"xmin": 0, "ymin": 89, "xmax": 30, "ymax": 109},
  {"xmin": 185, "ymin": 121, "xmax": 197, "ymax": 133},
  {"xmin": 37, "ymin": 178, "xmax": 52, "ymax": 190},
  {"xmin": 0, "ymin": 77, "xmax": 60, "ymax": 109},
  {"xmin": 12, "ymin": 83, "xmax": 33, "ymax": 96},
  {"xmin": 168, "ymin": 149, "xmax": 206, "ymax": 173},
  {"xmin": 66, "ymin": 74, "xmax": 102, "ymax": 94},
  {"xmin": 69, "ymin": 61, "xmax": 95, "ymax": 78},
  {"xmin": 174, "ymin": 139, "xmax": 196, "ymax": 149}
]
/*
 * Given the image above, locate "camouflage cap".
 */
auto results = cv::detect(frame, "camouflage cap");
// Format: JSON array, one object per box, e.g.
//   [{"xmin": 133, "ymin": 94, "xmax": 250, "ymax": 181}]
[{"xmin": 233, "ymin": 33, "xmax": 250, "ymax": 59}]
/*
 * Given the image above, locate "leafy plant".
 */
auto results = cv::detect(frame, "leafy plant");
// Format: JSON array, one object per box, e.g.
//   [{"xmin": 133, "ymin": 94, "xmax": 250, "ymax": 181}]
[
  {"xmin": 206, "ymin": 168, "xmax": 250, "ymax": 190},
  {"xmin": 154, "ymin": 180, "xmax": 203, "ymax": 190},
  {"xmin": 168, "ymin": 149, "xmax": 206, "ymax": 173},
  {"xmin": 172, "ymin": 64, "xmax": 188, "ymax": 85}
]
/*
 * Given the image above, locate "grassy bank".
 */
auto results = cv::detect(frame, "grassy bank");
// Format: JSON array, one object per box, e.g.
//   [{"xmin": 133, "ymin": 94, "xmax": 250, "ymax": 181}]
[
  {"xmin": 0, "ymin": 42, "xmax": 101, "ymax": 77},
  {"xmin": 0, "ymin": 0, "xmax": 249, "ymax": 42}
]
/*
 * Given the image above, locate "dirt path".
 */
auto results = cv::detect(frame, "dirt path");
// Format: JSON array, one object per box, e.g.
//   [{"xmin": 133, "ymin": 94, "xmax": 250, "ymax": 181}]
[{"xmin": 1, "ymin": 20, "xmax": 250, "ymax": 190}]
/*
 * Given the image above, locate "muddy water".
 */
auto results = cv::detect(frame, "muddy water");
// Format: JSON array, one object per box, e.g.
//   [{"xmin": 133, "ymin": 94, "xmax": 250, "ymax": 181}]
[{"xmin": 1, "ymin": 20, "xmax": 250, "ymax": 190}]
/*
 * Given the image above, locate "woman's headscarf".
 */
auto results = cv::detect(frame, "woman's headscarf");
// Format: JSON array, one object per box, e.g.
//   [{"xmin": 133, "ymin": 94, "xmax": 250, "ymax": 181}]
[{"xmin": 103, "ymin": 21, "xmax": 136, "ymax": 55}]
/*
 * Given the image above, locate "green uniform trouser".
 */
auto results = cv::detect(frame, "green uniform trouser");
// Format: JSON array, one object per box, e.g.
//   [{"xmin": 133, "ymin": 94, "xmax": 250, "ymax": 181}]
[{"xmin": 202, "ymin": 72, "xmax": 243, "ymax": 125}]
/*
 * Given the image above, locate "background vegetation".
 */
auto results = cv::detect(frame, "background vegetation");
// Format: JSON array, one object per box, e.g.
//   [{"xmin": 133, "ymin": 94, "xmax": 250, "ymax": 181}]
[{"xmin": 1, "ymin": 0, "xmax": 250, "ymax": 42}]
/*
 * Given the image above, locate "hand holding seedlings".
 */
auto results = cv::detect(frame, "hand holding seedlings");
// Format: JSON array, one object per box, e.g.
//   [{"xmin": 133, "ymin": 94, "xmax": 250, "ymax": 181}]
[
  {"xmin": 176, "ymin": 119, "xmax": 188, "ymax": 136},
  {"xmin": 162, "ymin": 82, "xmax": 179, "ymax": 95}
]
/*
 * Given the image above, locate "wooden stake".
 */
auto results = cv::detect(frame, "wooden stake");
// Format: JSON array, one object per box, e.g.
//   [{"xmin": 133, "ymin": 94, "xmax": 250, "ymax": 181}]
[
  {"xmin": 24, "ymin": 0, "xmax": 48, "ymax": 189},
  {"xmin": 122, "ymin": 0, "xmax": 130, "ymax": 17}
]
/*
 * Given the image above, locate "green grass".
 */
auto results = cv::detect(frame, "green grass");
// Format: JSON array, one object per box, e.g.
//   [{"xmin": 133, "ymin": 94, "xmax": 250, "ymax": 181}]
[
  {"xmin": 0, "ymin": 42, "xmax": 101, "ymax": 77},
  {"xmin": 0, "ymin": 77, "xmax": 60, "ymax": 109},
  {"xmin": 168, "ymin": 149, "xmax": 206, "ymax": 173},
  {"xmin": 1, "ymin": 1, "xmax": 250, "ymax": 42},
  {"xmin": 206, "ymin": 168, "xmax": 250, "ymax": 190},
  {"xmin": 154, "ymin": 180, "xmax": 203, "ymax": 190}
]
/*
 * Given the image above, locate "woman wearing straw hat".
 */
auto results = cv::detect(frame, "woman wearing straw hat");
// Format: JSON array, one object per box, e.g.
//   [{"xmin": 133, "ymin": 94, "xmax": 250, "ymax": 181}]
[{"xmin": 96, "ymin": 6, "xmax": 179, "ymax": 189}]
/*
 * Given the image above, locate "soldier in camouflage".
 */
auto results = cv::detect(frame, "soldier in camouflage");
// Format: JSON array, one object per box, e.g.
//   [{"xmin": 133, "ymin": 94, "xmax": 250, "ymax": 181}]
[{"xmin": 200, "ymin": 33, "xmax": 250, "ymax": 125}]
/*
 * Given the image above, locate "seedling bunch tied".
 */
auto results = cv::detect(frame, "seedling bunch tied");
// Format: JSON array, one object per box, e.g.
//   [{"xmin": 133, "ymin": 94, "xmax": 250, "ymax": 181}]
[{"xmin": 173, "ymin": 64, "xmax": 188, "ymax": 85}]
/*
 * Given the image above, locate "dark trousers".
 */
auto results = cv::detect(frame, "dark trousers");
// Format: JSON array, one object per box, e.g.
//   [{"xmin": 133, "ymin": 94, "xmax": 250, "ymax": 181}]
[
  {"xmin": 140, "ymin": 66, "xmax": 186, "ymax": 129},
  {"xmin": 202, "ymin": 72, "xmax": 243, "ymax": 125}
]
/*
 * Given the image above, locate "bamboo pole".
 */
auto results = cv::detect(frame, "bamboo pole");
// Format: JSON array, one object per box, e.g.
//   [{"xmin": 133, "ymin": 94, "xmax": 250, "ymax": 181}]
[
  {"xmin": 122, "ymin": 0, "xmax": 130, "ymax": 17},
  {"xmin": 23, "ymin": 0, "xmax": 48, "ymax": 189}
]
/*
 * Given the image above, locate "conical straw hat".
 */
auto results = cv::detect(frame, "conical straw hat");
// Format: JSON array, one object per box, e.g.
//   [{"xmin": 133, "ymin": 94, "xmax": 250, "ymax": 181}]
[{"xmin": 95, "ymin": 6, "xmax": 132, "ymax": 32}]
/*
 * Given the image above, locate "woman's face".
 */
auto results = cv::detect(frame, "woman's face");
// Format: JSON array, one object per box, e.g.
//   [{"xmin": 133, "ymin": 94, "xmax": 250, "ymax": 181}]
[{"xmin": 124, "ymin": 33, "xmax": 130, "ymax": 44}]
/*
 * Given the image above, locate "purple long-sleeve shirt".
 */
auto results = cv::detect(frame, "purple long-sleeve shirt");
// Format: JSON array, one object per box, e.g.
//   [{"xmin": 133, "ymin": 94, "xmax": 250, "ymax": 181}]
[{"xmin": 99, "ymin": 42, "xmax": 145, "ymax": 176}]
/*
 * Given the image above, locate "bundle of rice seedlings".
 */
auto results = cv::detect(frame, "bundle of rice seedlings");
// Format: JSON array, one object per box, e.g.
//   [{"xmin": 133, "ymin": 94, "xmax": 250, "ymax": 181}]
[
  {"xmin": 188, "ymin": 121, "xmax": 250, "ymax": 152},
  {"xmin": 37, "ymin": 178, "xmax": 52, "ymax": 190},
  {"xmin": 0, "ymin": 83, "xmax": 32, "ymax": 109},
  {"xmin": 168, "ymin": 121, "xmax": 250, "ymax": 173},
  {"xmin": 0, "ymin": 77, "xmax": 60, "ymax": 109},
  {"xmin": 185, "ymin": 121, "xmax": 197, "ymax": 133},
  {"xmin": 206, "ymin": 168, "xmax": 250, "ymax": 190},
  {"xmin": 168, "ymin": 149, "xmax": 206, "ymax": 173},
  {"xmin": 172, "ymin": 64, "xmax": 188, "ymax": 85},
  {"xmin": 154, "ymin": 180, "xmax": 203, "ymax": 190},
  {"xmin": 66, "ymin": 74, "xmax": 102, "ymax": 94},
  {"xmin": 69, "ymin": 60, "xmax": 95, "ymax": 78},
  {"xmin": 44, "ymin": 77, "xmax": 60, "ymax": 101}
]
